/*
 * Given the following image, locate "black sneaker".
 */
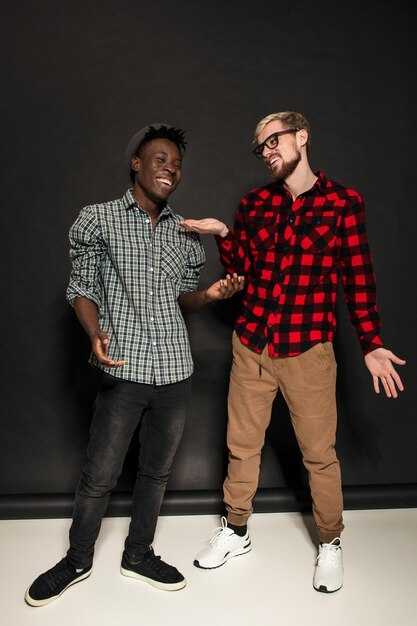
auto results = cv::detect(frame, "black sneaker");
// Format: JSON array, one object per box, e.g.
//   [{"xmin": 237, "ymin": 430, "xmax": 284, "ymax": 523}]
[
  {"xmin": 121, "ymin": 548, "xmax": 186, "ymax": 591},
  {"xmin": 25, "ymin": 557, "xmax": 92, "ymax": 606}
]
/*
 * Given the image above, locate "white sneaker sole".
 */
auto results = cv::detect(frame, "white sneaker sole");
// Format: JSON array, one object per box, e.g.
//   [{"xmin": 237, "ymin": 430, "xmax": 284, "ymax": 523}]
[
  {"xmin": 24, "ymin": 569, "xmax": 92, "ymax": 607},
  {"xmin": 194, "ymin": 541, "xmax": 252, "ymax": 570},
  {"xmin": 120, "ymin": 566, "xmax": 186, "ymax": 591},
  {"xmin": 313, "ymin": 582, "xmax": 343, "ymax": 593}
]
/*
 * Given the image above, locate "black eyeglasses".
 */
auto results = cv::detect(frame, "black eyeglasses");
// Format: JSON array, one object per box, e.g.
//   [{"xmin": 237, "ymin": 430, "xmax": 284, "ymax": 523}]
[{"xmin": 252, "ymin": 128, "xmax": 299, "ymax": 159}]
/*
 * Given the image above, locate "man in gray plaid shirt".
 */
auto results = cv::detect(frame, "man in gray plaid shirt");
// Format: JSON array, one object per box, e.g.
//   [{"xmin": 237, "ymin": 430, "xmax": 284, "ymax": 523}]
[{"xmin": 25, "ymin": 124, "xmax": 244, "ymax": 606}]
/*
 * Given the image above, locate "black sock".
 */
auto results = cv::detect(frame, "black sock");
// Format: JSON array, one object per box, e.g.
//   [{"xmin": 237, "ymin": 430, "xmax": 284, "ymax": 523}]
[
  {"xmin": 320, "ymin": 538, "xmax": 340, "ymax": 547},
  {"xmin": 227, "ymin": 522, "xmax": 247, "ymax": 537}
]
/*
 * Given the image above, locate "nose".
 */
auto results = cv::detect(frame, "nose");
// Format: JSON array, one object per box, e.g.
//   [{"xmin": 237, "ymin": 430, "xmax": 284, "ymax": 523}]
[
  {"xmin": 262, "ymin": 145, "xmax": 273, "ymax": 160},
  {"xmin": 164, "ymin": 161, "xmax": 176, "ymax": 174}
]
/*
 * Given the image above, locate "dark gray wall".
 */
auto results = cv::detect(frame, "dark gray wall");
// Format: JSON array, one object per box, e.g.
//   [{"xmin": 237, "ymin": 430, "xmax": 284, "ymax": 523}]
[{"xmin": 1, "ymin": 0, "xmax": 416, "ymax": 518}]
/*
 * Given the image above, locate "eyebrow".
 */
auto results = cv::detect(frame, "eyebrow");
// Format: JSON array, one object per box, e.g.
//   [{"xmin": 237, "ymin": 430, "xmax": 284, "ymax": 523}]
[{"xmin": 153, "ymin": 151, "xmax": 182, "ymax": 162}]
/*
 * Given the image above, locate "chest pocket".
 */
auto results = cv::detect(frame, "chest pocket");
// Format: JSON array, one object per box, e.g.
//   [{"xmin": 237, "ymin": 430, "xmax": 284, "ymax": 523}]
[
  {"xmin": 247, "ymin": 213, "xmax": 278, "ymax": 251},
  {"xmin": 300, "ymin": 213, "xmax": 337, "ymax": 254},
  {"xmin": 160, "ymin": 245, "xmax": 186, "ymax": 281}
]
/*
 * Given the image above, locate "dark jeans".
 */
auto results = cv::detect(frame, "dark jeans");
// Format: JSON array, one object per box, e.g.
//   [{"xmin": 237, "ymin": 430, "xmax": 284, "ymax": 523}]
[{"xmin": 66, "ymin": 373, "xmax": 191, "ymax": 569}]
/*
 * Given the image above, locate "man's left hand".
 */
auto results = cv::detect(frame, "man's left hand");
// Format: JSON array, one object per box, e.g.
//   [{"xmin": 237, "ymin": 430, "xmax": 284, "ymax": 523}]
[{"xmin": 364, "ymin": 347, "xmax": 406, "ymax": 398}]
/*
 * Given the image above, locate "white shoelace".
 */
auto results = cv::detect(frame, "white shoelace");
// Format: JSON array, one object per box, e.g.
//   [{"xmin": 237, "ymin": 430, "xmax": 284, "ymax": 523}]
[
  {"xmin": 317, "ymin": 538, "xmax": 341, "ymax": 566},
  {"xmin": 210, "ymin": 516, "xmax": 233, "ymax": 547}
]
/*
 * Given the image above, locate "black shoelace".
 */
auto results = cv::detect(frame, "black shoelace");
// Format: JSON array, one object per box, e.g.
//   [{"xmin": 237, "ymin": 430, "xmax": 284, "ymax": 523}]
[{"xmin": 43, "ymin": 559, "xmax": 74, "ymax": 590}]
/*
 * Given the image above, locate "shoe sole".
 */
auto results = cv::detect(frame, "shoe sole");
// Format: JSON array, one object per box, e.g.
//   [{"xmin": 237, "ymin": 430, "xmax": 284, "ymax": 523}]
[
  {"xmin": 24, "ymin": 569, "xmax": 92, "ymax": 607},
  {"xmin": 313, "ymin": 583, "xmax": 343, "ymax": 593},
  {"xmin": 120, "ymin": 566, "xmax": 187, "ymax": 591},
  {"xmin": 193, "ymin": 542, "xmax": 251, "ymax": 570}
]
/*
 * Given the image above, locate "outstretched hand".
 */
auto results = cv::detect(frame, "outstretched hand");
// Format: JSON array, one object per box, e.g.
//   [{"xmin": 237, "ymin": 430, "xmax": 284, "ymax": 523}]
[
  {"xmin": 180, "ymin": 218, "xmax": 229, "ymax": 237},
  {"xmin": 205, "ymin": 273, "xmax": 245, "ymax": 301},
  {"xmin": 364, "ymin": 347, "xmax": 405, "ymax": 398},
  {"xmin": 91, "ymin": 330, "xmax": 125, "ymax": 368}
]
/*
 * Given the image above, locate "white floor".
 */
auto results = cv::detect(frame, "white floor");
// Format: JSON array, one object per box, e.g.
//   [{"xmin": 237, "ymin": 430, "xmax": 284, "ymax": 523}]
[{"xmin": 1, "ymin": 509, "xmax": 416, "ymax": 626}]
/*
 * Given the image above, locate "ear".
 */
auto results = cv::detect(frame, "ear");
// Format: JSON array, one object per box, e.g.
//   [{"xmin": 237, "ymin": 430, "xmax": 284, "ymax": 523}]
[
  {"xmin": 131, "ymin": 155, "xmax": 141, "ymax": 173},
  {"xmin": 297, "ymin": 128, "xmax": 309, "ymax": 149}
]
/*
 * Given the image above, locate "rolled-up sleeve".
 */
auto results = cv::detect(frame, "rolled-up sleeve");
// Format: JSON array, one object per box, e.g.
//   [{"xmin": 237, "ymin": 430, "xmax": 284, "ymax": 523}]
[
  {"xmin": 66, "ymin": 206, "xmax": 106, "ymax": 309},
  {"xmin": 179, "ymin": 232, "xmax": 205, "ymax": 294}
]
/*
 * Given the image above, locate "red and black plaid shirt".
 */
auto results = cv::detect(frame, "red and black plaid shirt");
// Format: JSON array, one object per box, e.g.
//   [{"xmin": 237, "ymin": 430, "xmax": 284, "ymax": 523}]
[{"xmin": 217, "ymin": 171, "xmax": 382, "ymax": 357}]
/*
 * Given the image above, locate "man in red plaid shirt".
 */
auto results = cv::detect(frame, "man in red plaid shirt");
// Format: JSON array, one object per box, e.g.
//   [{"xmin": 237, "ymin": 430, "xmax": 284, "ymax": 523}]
[{"xmin": 181, "ymin": 111, "xmax": 405, "ymax": 593}]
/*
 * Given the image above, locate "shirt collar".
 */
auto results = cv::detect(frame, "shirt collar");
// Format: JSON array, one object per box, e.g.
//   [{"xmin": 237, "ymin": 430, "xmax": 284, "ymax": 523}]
[
  {"xmin": 122, "ymin": 189, "xmax": 174, "ymax": 218},
  {"xmin": 311, "ymin": 171, "xmax": 328, "ymax": 195},
  {"xmin": 272, "ymin": 170, "xmax": 328, "ymax": 197}
]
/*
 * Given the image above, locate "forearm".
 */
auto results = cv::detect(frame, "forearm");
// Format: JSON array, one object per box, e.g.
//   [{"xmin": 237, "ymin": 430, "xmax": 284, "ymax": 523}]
[
  {"xmin": 342, "ymin": 269, "xmax": 382, "ymax": 348},
  {"xmin": 73, "ymin": 296, "xmax": 101, "ymax": 340},
  {"xmin": 340, "ymin": 200, "xmax": 382, "ymax": 354},
  {"xmin": 215, "ymin": 208, "xmax": 252, "ymax": 276},
  {"xmin": 343, "ymin": 293, "xmax": 383, "ymax": 354},
  {"xmin": 178, "ymin": 289, "xmax": 212, "ymax": 311},
  {"xmin": 216, "ymin": 237, "xmax": 251, "ymax": 276}
]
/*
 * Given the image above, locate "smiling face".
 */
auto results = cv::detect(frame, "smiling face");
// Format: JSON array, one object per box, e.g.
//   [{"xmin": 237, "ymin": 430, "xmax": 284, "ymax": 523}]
[
  {"xmin": 257, "ymin": 121, "xmax": 303, "ymax": 182},
  {"xmin": 130, "ymin": 138, "xmax": 182, "ymax": 210}
]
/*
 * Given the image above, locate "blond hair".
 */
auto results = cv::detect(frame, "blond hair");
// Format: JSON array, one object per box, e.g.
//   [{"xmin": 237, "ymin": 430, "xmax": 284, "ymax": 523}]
[{"xmin": 253, "ymin": 111, "xmax": 311, "ymax": 149}]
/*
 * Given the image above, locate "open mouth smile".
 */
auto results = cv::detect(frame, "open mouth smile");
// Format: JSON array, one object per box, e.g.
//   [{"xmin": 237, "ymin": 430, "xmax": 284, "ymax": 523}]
[
  {"xmin": 156, "ymin": 177, "xmax": 174, "ymax": 187},
  {"xmin": 267, "ymin": 155, "xmax": 280, "ymax": 169}
]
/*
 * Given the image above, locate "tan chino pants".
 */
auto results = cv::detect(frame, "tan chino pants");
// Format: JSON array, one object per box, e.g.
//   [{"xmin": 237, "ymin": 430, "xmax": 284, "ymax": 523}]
[{"xmin": 224, "ymin": 332, "xmax": 344, "ymax": 543}]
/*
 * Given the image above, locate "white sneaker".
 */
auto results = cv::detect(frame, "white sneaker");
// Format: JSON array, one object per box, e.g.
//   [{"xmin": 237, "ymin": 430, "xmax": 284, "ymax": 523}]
[
  {"xmin": 313, "ymin": 538, "xmax": 343, "ymax": 593},
  {"xmin": 194, "ymin": 517, "xmax": 251, "ymax": 569}
]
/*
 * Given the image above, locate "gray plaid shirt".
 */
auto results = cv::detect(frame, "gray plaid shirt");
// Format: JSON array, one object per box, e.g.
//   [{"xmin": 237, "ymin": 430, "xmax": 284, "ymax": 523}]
[{"xmin": 67, "ymin": 189, "xmax": 205, "ymax": 385}]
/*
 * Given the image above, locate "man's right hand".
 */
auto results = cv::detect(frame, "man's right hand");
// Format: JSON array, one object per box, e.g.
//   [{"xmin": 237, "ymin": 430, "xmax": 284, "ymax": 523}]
[
  {"xmin": 179, "ymin": 218, "xmax": 229, "ymax": 237},
  {"xmin": 91, "ymin": 330, "xmax": 125, "ymax": 367},
  {"xmin": 74, "ymin": 297, "xmax": 125, "ymax": 368}
]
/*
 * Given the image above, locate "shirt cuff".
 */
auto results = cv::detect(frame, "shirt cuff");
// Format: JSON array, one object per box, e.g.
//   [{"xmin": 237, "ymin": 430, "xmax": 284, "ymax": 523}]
[
  {"xmin": 66, "ymin": 286, "xmax": 101, "ymax": 310},
  {"xmin": 360, "ymin": 334, "xmax": 383, "ymax": 356},
  {"xmin": 214, "ymin": 228, "xmax": 231, "ymax": 248}
]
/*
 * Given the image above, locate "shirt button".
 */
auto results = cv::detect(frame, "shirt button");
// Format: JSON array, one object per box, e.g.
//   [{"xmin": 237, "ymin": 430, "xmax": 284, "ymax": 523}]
[
  {"xmin": 278, "ymin": 272, "xmax": 284, "ymax": 280},
  {"xmin": 146, "ymin": 218, "xmax": 150, "ymax": 223},
  {"xmin": 288, "ymin": 217, "xmax": 294, "ymax": 224},
  {"xmin": 152, "ymin": 341, "xmax": 156, "ymax": 346},
  {"xmin": 149, "ymin": 291, "xmax": 153, "ymax": 296},
  {"xmin": 283, "ymin": 244, "xmax": 289, "ymax": 252},
  {"xmin": 150, "ymin": 267, "xmax": 154, "ymax": 272},
  {"xmin": 150, "ymin": 317, "xmax": 154, "ymax": 322}
]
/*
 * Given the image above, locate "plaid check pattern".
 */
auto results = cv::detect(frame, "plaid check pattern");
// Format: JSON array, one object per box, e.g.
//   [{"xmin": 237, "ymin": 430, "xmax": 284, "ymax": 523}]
[
  {"xmin": 67, "ymin": 189, "xmax": 205, "ymax": 384},
  {"xmin": 217, "ymin": 171, "xmax": 382, "ymax": 357}
]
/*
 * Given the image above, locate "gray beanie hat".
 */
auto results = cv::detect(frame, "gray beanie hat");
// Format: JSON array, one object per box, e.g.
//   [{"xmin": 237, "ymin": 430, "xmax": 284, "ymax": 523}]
[{"xmin": 125, "ymin": 123, "xmax": 174, "ymax": 182}]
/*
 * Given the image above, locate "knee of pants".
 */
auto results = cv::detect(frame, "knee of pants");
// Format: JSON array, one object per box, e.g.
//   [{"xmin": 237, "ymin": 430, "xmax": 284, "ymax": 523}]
[
  {"xmin": 77, "ymin": 470, "xmax": 118, "ymax": 498},
  {"xmin": 136, "ymin": 471, "xmax": 170, "ymax": 489},
  {"xmin": 137, "ymin": 459, "xmax": 172, "ymax": 483},
  {"xmin": 301, "ymin": 446, "xmax": 339, "ymax": 469},
  {"xmin": 296, "ymin": 434, "xmax": 337, "ymax": 462}
]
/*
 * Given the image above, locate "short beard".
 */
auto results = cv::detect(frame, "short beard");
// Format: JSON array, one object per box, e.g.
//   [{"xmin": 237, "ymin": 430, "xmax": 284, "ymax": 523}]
[{"xmin": 272, "ymin": 150, "xmax": 301, "ymax": 181}]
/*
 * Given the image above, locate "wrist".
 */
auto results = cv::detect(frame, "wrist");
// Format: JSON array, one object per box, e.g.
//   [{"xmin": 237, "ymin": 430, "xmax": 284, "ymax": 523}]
[
  {"xmin": 204, "ymin": 288, "xmax": 213, "ymax": 303},
  {"xmin": 89, "ymin": 327, "xmax": 102, "ymax": 341},
  {"xmin": 218, "ymin": 226, "xmax": 229, "ymax": 237}
]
